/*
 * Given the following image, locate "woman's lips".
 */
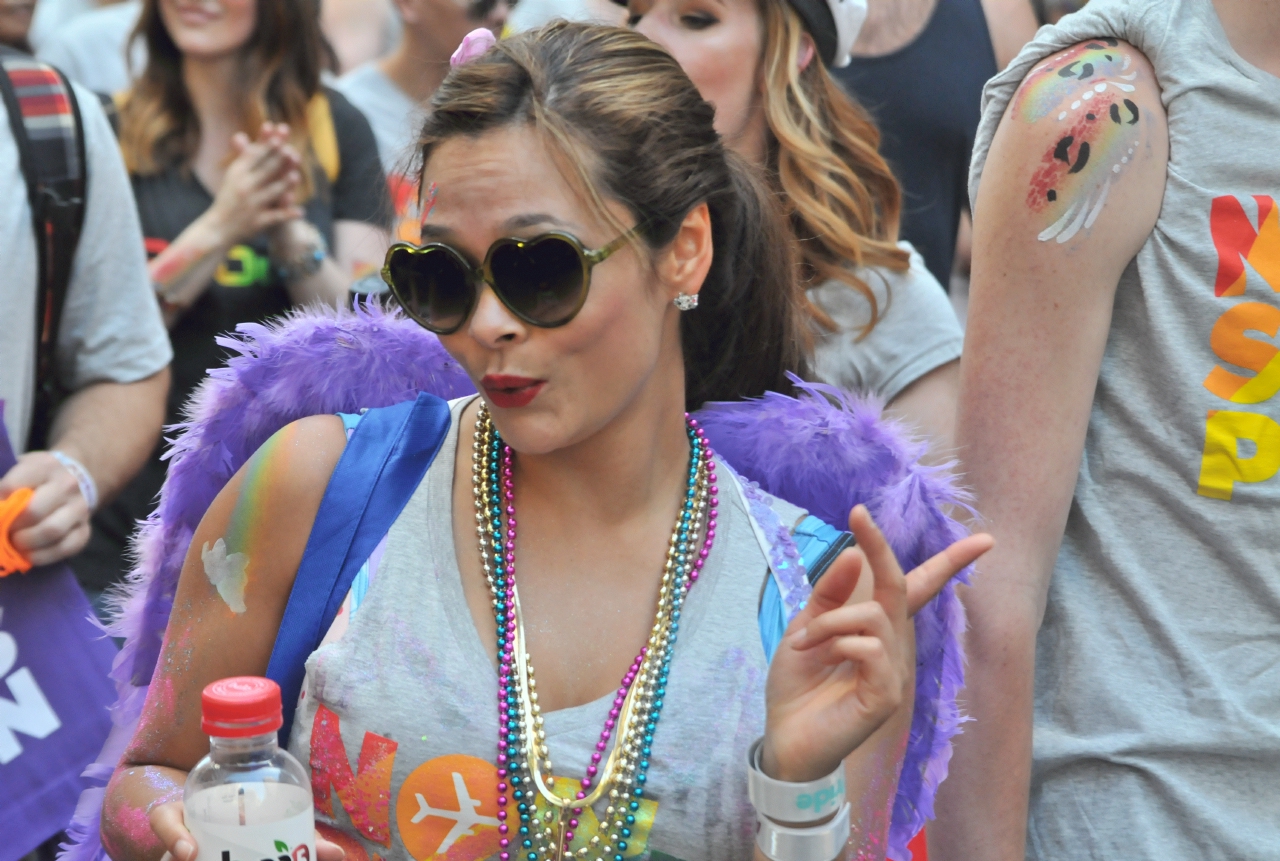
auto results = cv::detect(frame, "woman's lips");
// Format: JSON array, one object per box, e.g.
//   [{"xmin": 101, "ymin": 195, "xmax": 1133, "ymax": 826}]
[{"xmin": 481, "ymin": 375, "xmax": 546, "ymax": 409}]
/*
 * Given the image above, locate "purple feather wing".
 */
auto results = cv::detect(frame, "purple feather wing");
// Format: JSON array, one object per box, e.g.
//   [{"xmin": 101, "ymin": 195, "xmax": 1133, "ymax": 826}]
[
  {"xmin": 60, "ymin": 302, "xmax": 474, "ymax": 861},
  {"xmin": 64, "ymin": 309, "xmax": 966, "ymax": 861},
  {"xmin": 695, "ymin": 378, "xmax": 974, "ymax": 861}
]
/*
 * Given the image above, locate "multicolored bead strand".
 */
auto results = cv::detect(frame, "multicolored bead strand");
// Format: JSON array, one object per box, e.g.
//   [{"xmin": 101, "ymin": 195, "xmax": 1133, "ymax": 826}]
[{"xmin": 472, "ymin": 406, "xmax": 719, "ymax": 860}]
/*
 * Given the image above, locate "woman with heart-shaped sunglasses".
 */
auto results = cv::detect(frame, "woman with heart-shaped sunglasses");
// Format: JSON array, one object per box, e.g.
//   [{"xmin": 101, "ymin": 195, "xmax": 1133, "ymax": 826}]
[{"xmin": 102, "ymin": 23, "xmax": 990, "ymax": 861}]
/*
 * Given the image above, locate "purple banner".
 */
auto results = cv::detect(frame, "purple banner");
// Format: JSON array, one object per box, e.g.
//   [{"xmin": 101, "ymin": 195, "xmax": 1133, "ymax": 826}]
[{"xmin": 0, "ymin": 403, "xmax": 117, "ymax": 861}]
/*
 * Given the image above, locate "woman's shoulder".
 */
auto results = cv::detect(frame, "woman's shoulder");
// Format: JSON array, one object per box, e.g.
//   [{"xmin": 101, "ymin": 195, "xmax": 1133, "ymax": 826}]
[
  {"xmin": 242, "ymin": 414, "xmax": 349, "ymax": 516},
  {"xmin": 807, "ymin": 242, "xmax": 962, "ymax": 400}
]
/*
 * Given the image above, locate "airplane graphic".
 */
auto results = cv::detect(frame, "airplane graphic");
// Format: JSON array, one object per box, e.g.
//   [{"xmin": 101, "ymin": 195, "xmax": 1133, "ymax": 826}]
[{"xmin": 410, "ymin": 771, "xmax": 502, "ymax": 855}]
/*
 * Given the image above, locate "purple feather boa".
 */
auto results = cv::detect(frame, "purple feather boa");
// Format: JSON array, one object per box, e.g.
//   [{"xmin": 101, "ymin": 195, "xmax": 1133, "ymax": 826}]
[
  {"xmin": 62, "ymin": 304, "xmax": 968, "ymax": 861},
  {"xmin": 697, "ymin": 379, "xmax": 973, "ymax": 858}
]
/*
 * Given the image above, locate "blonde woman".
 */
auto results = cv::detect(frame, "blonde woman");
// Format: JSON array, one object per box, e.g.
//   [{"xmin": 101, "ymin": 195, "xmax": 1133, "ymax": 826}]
[{"xmin": 630, "ymin": 0, "xmax": 963, "ymax": 454}]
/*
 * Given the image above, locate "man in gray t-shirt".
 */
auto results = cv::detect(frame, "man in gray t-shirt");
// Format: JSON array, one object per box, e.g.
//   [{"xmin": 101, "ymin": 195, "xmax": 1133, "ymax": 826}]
[
  {"xmin": 335, "ymin": 0, "xmax": 508, "ymax": 246},
  {"xmin": 936, "ymin": 1, "xmax": 1280, "ymax": 860},
  {"xmin": 0, "ymin": 71, "xmax": 171, "ymax": 573}
]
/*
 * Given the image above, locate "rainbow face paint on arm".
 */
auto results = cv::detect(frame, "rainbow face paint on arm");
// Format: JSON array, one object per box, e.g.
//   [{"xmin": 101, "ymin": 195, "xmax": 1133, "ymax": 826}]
[
  {"xmin": 201, "ymin": 423, "xmax": 300, "ymax": 613},
  {"xmin": 1011, "ymin": 40, "xmax": 1145, "ymax": 245}
]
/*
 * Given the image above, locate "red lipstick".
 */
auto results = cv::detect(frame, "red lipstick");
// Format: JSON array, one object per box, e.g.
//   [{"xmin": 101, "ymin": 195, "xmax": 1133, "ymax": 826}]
[{"xmin": 481, "ymin": 374, "xmax": 546, "ymax": 409}]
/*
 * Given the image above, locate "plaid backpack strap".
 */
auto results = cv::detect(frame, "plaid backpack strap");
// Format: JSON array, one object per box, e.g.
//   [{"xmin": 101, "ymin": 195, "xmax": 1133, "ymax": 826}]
[{"xmin": 0, "ymin": 47, "xmax": 88, "ymax": 449}]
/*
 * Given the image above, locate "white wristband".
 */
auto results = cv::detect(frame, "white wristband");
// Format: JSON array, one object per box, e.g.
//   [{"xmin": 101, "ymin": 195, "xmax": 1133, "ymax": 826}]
[
  {"xmin": 756, "ymin": 801, "xmax": 851, "ymax": 861},
  {"xmin": 50, "ymin": 450, "xmax": 98, "ymax": 512},
  {"xmin": 747, "ymin": 737, "xmax": 846, "ymax": 824}
]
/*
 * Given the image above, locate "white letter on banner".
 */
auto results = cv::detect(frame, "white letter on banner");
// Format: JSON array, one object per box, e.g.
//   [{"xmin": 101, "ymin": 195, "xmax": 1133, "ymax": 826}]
[{"xmin": 0, "ymin": 609, "xmax": 63, "ymax": 764}]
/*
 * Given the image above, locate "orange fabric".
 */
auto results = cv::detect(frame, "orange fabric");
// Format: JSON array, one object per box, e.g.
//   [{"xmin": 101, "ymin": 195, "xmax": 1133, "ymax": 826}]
[{"xmin": 0, "ymin": 487, "xmax": 34, "ymax": 576}]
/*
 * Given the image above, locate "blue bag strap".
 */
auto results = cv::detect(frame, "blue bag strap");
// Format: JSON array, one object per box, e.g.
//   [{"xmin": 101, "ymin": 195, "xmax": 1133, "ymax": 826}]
[
  {"xmin": 759, "ymin": 515, "xmax": 855, "ymax": 663},
  {"xmin": 266, "ymin": 392, "xmax": 452, "ymax": 743}
]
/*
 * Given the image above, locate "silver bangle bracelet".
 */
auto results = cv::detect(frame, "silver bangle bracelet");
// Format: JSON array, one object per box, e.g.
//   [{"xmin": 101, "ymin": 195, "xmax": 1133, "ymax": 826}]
[
  {"xmin": 756, "ymin": 801, "xmax": 851, "ymax": 861},
  {"xmin": 747, "ymin": 737, "xmax": 847, "ymax": 824}
]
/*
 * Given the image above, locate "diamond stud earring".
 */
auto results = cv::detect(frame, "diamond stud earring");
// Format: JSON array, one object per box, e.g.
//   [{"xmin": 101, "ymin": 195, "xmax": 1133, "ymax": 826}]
[{"xmin": 674, "ymin": 293, "xmax": 699, "ymax": 311}]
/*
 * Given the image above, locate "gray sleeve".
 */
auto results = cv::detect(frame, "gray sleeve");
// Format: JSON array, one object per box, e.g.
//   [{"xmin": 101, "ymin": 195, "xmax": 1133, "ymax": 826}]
[
  {"xmin": 807, "ymin": 244, "xmax": 963, "ymax": 403},
  {"xmin": 969, "ymin": 0, "xmax": 1151, "ymax": 211},
  {"xmin": 54, "ymin": 82, "xmax": 172, "ymax": 392}
]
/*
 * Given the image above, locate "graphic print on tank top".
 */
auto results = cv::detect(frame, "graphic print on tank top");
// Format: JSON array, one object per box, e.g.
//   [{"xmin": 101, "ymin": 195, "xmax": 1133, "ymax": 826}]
[{"xmin": 288, "ymin": 399, "xmax": 797, "ymax": 861}]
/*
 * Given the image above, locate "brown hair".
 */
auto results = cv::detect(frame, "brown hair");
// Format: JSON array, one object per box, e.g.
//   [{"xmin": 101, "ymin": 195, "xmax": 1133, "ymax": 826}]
[
  {"xmin": 761, "ymin": 0, "xmax": 910, "ymax": 335},
  {"xmin": 419, "ymin": 22, "xmax": 807, "ymax": 410},
  {"xmin": 118, "ymin": 0, "xmax": 326, "ymax": 196}
]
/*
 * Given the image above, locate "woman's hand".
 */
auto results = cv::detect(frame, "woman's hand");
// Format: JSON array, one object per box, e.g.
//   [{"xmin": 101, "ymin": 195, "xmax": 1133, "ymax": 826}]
[
  {"xmin": 149, "ymin": 801, "xmax": 346, "ymax": 861},
  {"xmin": 761, "ymin": 505, "xmax": 993, "ymax": 782},
  {"xmin": 204, "ymin": 122, "xmax": 303, "ymax": 246}
]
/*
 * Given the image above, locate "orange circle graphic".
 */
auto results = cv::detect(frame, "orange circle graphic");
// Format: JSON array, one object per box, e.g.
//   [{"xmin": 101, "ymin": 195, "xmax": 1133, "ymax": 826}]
[{"xmin": 395, "ymin": 754, "xmax": 501, "ymax": 860}]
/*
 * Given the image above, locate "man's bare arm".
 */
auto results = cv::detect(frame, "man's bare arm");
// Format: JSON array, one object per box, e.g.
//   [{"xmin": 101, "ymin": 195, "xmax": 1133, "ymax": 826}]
[
  {"xmin": 0, "ymin": 368, "xmax": 169, "ymax": 565},
  {"xmin": 929, "ymin": 41, "xmax": 1168, "ymax": 861}
]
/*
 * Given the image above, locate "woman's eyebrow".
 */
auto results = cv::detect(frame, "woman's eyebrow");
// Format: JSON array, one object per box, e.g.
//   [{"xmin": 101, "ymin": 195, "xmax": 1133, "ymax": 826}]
[
  {"xmin": 503, "ymin": 213, "xmax": 576, "ymax": 231},
  {"xmin": 418, "ymin": 223, "xmax": 452, "ymax": 240}
]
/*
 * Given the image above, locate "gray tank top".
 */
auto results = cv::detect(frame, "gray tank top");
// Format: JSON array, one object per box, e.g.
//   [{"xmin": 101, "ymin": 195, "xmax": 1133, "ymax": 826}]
[
  {"xmin": 287, "ymin": 397, "xmax": 805, "ymax": 861},
  {"xmin": 971, "ymin": 2, "xmax": 1280, "ymax": 858}
]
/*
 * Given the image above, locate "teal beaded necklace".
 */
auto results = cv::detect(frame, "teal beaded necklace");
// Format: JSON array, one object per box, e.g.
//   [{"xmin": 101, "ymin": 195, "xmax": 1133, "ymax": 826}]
[{"xmin": 472, "ymin": 406, "xmax": 719, "ymax": 860}]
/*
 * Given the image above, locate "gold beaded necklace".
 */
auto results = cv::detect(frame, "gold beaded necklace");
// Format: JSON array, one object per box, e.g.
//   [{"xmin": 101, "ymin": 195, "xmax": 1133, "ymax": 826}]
[{"xmin": 470, "ymin": 404, "xmax": 717, "ymax": 860}]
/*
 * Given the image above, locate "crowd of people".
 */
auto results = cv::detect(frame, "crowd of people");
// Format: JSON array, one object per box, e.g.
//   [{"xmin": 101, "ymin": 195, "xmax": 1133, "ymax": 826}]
[{"xmin": 0, "ymin": 0, "xmax": 1275, "ymax": 860}]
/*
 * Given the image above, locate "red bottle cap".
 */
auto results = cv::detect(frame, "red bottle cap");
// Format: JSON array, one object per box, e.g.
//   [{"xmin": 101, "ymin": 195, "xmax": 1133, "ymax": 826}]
[{"xmin": 201, "ymin": 677, "xmax": 284, "ymax": 738}]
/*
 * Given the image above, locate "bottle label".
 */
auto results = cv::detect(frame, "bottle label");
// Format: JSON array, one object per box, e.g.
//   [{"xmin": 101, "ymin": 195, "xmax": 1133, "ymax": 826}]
[{"xmin": 186, "ymin": 785, "xmax": 316, "ymax": 861}]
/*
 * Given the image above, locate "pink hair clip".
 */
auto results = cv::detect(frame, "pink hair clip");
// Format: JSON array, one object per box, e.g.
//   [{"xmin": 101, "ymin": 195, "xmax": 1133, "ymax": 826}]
[{"xmin": 451, "ymin": 28, "xmax": 498, "ymax": 67}]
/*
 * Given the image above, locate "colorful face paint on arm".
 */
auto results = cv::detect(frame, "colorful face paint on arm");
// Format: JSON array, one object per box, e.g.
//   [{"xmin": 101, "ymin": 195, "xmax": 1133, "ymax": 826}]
[
  {"xmin": 202, "ymin": 423, "xmax": 300, "ymax": 613},
  {"xmin": 149, "ymin": 242, "xmax": 203, "ymax": 285},
  {"xmin": 1011, "ymin": 39, "xmax": 1145, "ymax": 244}
]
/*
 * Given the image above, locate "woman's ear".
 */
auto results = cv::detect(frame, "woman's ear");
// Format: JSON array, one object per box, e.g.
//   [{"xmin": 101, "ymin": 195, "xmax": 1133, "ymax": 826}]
[
  {"xmin": 797, "ymin": 33, "xmax": 816, "ymax": 72},
  {"xmin": 656, "ymin": 203, "xmax": 714, "ymax": 302}
]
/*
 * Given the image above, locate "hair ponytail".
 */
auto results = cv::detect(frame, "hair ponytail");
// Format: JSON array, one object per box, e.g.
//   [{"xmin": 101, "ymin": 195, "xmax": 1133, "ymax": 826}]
[
  {"xmin": 419, "ymin": 22, "xmax": 807, "ymax": 410},
  {"xmin": 682, "ymin": 152, "xmax": 806, "ymax": 409}
]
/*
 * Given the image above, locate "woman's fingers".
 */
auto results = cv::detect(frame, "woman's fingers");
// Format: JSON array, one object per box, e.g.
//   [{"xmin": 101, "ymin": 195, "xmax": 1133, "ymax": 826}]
[
  {"xmin": 317, "ymin": 837, "xmax": 346, "ymax": 861},
  {"xmin": 791, "ymin": 600, "xmax": 892, "ymax": 652},
  {"xmin": 807, "ymin": 544, "xmax": 864, "ymax": 613},
  {"xmin": 149, "ymin": 801, "xmax": 196, "ymax": 861},
  {"xmin": 904, "ymin": 532, "xmax": 995, "ymax": 616},
  {"xmin": 847, "ymin": 505, "xmax": 908, "ymax": 618}
]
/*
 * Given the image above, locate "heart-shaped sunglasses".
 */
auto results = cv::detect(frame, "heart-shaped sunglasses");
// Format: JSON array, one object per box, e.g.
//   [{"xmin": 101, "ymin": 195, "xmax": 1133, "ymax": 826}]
[{"xmin": 381, "ymin": 229, "xmax": 636, "ymax": 334}]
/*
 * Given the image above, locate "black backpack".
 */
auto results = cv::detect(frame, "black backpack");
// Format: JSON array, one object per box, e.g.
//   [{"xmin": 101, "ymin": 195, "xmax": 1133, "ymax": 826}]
[{"xmin": 0, "ymin": 46, "xmax": 88, "ymax": 451}]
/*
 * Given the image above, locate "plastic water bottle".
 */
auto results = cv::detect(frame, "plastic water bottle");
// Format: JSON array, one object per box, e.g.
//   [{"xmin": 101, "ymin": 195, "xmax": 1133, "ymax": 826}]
[{"xmin": 184, "ymin": 677, "xmax": 316, "ymax": 861}]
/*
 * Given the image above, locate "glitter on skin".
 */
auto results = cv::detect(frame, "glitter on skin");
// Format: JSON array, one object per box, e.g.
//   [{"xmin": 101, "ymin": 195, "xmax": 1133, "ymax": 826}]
[{"xmin": 422, "ymin": 181, "xmax": 439, "ymax": 226}]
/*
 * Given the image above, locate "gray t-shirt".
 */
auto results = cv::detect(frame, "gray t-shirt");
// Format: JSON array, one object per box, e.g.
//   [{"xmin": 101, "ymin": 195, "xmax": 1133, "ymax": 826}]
[
  {"xmin": 970, "ymin": 1, "xmax": 1280, "ymax": 857},
  {"xmin": 37, "ymin": 0, "xmax": 144, "ymax": 96},
  {"xmin": 0, "ymin": 80, "xmax": 171, "ymax": 453},
  {"xmin": 288, "ymin": 397, "xmax": 803, "ymax": 861},
  {"xmin": 808, "ymin": 242, "xmax": 963, "ymax": 402},
  {"xmin": 334, "ymin": 63, "xmax": 426, "ymax": 246},
  {"xmin": 334, "ymin": 62, "xmax": 423, "ymax": 179}
]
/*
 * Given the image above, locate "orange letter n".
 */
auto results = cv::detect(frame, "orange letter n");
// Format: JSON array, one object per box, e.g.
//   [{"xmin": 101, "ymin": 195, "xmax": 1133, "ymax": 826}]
[{"xmin": 310, "ymin": 704, "xmax": 398, "ymax": 847}]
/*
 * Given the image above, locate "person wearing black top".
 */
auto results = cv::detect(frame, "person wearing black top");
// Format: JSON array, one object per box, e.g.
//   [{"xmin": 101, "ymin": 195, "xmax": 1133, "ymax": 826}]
[
  {"xmin": 72, "ymin": 0, "xmax": 391, "ymax": 596},
  {"xmin": 833, "ymin": 0, "xmax": 1037, "ymax": 287}
]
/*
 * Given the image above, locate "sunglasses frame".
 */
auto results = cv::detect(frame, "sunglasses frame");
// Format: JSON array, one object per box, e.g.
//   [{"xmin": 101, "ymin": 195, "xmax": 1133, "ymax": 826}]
[{"xmin": 381, "ymin": 228, "xmax": 637, "ymax": 335}]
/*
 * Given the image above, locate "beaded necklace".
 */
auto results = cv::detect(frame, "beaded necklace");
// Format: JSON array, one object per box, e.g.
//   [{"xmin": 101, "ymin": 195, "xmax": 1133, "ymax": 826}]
[{"xmin": 471, "ymin": 405, "xmax": 719, "ymax": 861}]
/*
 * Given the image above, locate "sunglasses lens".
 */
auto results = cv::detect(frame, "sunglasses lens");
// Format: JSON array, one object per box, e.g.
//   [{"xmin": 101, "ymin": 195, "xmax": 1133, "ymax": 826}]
[
  {"xmin": 388, "ymin": 245, "xmax": 473, "ymax": 332},
  {"xmin": 489, "ymin": 236, "xmax": 586, "ymax": 326}
]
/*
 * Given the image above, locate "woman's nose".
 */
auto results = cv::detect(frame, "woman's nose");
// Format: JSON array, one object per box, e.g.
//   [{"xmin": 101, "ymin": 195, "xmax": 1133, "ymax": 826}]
[{"xmin": 468, "ymin": 282, "xmax": 527, "ymax": 346}]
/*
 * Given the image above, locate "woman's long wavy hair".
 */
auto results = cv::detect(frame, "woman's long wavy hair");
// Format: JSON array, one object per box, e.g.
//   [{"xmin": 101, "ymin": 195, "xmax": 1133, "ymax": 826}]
[
  {"xmin": 418, "ymin": 22, "xmax": 807, "ymax": 410},
  {"xmin": 118, "ymin": 0, "xmax": 327, "ymax": 197},
  {"xmin": 761, "ymin": 0, "xmax": 910, "ymax": 335}
]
